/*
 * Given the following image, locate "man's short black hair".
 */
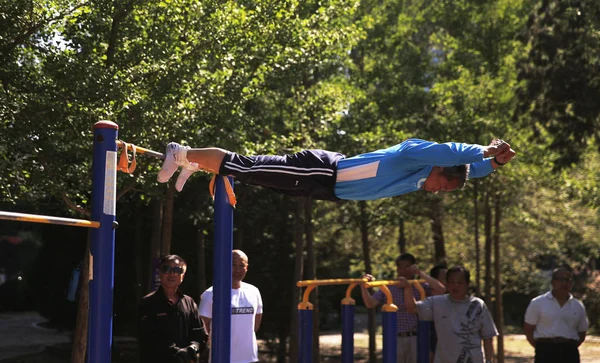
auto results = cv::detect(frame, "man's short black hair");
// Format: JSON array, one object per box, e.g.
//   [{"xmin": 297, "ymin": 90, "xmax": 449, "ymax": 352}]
[
  {"xmin": 552, "ymin": 266, "xmax": 573, "ymax": 280},
  {"xmin": 430, "ymin": 262, "xmax": 448, "ymax": 280},
  {"xmin": 159, "ymin": 254, "xmax": 187, "ymax": 269},
  {"xmin": 441, "ymin": 165, "xmax": 470, "ymax": 189},
  {"xmin": 446, "ymin": 265, "xmax": 470, "ymax": 284},
  {"xmin": 395, "ymin": 253, "xmax": 416, "ymax": 265}
]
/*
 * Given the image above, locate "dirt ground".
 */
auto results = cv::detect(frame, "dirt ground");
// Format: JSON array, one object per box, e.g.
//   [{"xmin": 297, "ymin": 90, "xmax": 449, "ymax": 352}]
[
  {"xmin": 303, "ymin": 333, "xmax": 600, "ymax": 363},
  {"xmin": 1, "ymin": 311, "xmax": 599, "ymax": 362}
]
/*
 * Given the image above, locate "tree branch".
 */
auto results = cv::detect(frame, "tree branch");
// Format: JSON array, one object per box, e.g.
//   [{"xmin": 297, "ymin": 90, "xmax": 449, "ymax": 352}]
[
  {"xmin": 1, "ymin": 1, "xmax": 93, "ymax": 58},
  {"xmin": 61, "ymin": 192, "xmax": 91, "ymax": 217},
  {"xmin": 105, "ymin": 0, "xmax": 137, "ymax": 67}
]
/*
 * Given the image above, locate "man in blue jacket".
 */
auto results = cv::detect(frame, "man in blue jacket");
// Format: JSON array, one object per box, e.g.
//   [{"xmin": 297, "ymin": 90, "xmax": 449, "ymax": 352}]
[{"xmin": 157, "ymin": 138, "xmax": 515, "ymax": 200}]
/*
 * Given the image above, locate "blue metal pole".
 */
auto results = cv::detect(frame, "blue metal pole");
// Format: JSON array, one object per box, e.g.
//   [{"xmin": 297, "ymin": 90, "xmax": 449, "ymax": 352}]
[
  {"xmin": 341, "ymin": 303, "xmax": 355, "ymax": 363},
  {"xmin": 211, "ymin": 176, "xmax": 233, "ymax": 363},
  {"xmin": 88, "ymin": 120, "xmax": 118, "ymax": 363},
  {"xmin": 417, "ymin": 320, "xmax": 432, "ymax": 363},
  {"xmin": 298, "ymin": 308, "xmax": 313, "ymax": 363},
  {"xmin": 382, "ymin": 309, "xmax": 397, "ymax": 363}
]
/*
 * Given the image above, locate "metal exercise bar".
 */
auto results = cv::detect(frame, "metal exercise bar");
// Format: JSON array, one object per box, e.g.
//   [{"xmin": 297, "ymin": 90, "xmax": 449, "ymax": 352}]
[
  {"xmin": 0, "ymin": 211, "xmax": 100, "ymax": 228},
  {"xmin": 297, "ymin": 278, "xmax": 368, "ymax": 287},
  {"xmin": 116, "ymin": 140, "xmax": 165, "ymax": 160}
]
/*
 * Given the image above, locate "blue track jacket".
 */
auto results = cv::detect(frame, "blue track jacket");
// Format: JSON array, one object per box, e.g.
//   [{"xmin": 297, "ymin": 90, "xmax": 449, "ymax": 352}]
[{"xmin": 334, "ymin": 139, "xmax": 494, "ymax": 200}]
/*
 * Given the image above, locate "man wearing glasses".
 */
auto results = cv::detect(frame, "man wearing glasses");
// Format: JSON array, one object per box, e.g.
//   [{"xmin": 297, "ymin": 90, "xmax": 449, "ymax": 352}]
[
  {"xmin": 524, "ymin": 267, "xmax": 589, "ymax": 363},
  {"xmin": 139, "ymin": 255, "xmax": 207, "ymax": 363}
]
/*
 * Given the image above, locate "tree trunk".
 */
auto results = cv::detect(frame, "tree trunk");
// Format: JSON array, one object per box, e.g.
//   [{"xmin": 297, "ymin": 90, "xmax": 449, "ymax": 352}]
[
  {"xmin": 106, "ymin": 1, "xmax": 135, "ymax": 67},
  {"xmin": 277, "ymin": 325, "xmax": 288, "ymax": 363},
  {"xmin": 161, "ymin": 181, "xmax": 175, "ymax": 256},
  {"xmin": 71, "ymin": 232, "xmax": 90, "ymax": 363},
  {"xmin": 197, "ymin": 228, "xmax": 206, "ymax": 301},
  {"xmin": 277, "ymin": 199, "xmax": 293, "ymax": 363},
  {"xmin": 484, "ymin": 192, "xmax": 492, "ymax": 306},
  {"xmin": 147, "ymin": 198, "xmax": 163, "ymax": 293},
  {"xmin": 398, "ymin": 216, "xmax": 406, "ymax": 254},
  {"xmin": 134, "ymin": 201, "xmax": 144, "ymax": 303},
  {"xmin": 234, "ymin": 188, "xmax": 244, "ymax": 250},
  {"xmin": 305, "ymin": 199, "xmax": 320, "ymax": 363},
  {"xmin": 494, "ymin": 194, "xmax": 505, "ymax": 363},
  {"xmin": 360, "ymin": 201, "xmax": 377, "ymax": 363},
  {"xmin": 430, "ymin": 198, "xmax": 446, "ymax": 262},
  {"xmin": 288, "ymin": 198, "xmax": 305, "ymax": 363},
  {"xmin": 473, "ymin": 180, "xmax": 482, "ymax": 296}
]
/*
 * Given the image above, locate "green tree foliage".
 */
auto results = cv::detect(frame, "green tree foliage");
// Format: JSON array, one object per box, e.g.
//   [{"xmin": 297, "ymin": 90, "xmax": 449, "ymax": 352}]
[
  {"xmin": 517, "ymin": 0, "xmax": 600, "ymax": 167},
  {"xmin": 3, "ymin": 0, "xmax": 600, "ymax": 354}
]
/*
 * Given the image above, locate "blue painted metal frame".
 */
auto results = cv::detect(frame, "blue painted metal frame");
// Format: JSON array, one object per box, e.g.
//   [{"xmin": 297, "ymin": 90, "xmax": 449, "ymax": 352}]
[
  {"xmin": 341, "ymin": 304, "xmax": 355, "ymax": 363},
  {"xmin": 89, "ymin": 121, "xmax": 118, "ymax": 363},
  {"xmin": 211, "ymin": 177, "xmax": 234, "ymax": 362}
]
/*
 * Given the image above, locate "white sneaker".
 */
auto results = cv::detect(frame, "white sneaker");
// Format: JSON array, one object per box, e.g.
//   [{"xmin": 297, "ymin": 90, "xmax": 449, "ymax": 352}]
[
  {"xmin": 157, "ymin": 142, "xmax": 189, "ymax": 183},
  {"xmin": 175, "ymin": 163, "xmax": 200, "ymax": 192}
]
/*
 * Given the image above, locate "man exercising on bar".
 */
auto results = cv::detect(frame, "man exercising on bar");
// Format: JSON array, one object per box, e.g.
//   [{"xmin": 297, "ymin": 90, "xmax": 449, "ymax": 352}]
[{"xmin": 157, "ymin": 138, "xmax": 515, "ymax": 201}]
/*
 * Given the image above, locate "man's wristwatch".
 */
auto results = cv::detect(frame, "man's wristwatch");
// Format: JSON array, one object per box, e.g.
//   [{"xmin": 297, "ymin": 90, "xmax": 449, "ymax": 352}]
[{"xmin": 493, "ymin": 156, "xmax": 506, "ymax": 166}]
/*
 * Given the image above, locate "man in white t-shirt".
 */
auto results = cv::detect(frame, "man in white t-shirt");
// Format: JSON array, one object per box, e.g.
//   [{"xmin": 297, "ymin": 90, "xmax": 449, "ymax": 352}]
[
  {"xmin": 403, "ymin": 266, "xmax": 498, "ymax": 363},
  {"xmin": 199, "ymin": 250, "xmax": 263, "ymax": 363},
  {"xmin": 524, "ymin": 267, "xmax": 588, "ymax": 363}
]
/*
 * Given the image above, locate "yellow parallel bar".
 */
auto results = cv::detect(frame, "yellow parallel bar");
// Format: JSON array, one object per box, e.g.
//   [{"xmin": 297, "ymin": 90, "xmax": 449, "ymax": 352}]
[
  {"xmin": 379, "ymin": 285, "xmax": 398, "ymax": 312},
  {"xmin": 364, "ymin": 279, "xmax": 426, "ymax": 302},
  {"xmin": 297, "ymin": 278, "xmax": 368, "ymax": 287},
  {"xmin": 116, "ymin": 140, "xmax": 165, "ymax": 160},
  {"xmin": 363, "ymin": 279, "xmax": 425, "ymax": 288},
  {"xmin": 297, "ymin": 278, "xmax": 369, "ymax": 309},
  {"xmin": 0, "ymin": 211, "xmax": 100, "ymax": 229}
]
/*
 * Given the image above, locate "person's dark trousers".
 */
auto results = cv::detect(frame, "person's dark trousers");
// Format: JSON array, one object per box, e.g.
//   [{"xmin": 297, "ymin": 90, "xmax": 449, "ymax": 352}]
[{"xmin": 535, "ymin": 341, "xmax": 580, "ymax": 363}]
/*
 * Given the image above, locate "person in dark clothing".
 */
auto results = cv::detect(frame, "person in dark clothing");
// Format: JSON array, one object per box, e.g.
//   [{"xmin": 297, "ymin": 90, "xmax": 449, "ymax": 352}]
[{"xmin": 139, "ymin": 255, "xmax": 207, "ymax": 363}]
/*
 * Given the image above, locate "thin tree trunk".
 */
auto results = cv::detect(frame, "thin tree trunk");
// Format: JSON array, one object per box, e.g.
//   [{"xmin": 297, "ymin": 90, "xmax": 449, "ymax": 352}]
[
  {"xmin": 106, "ymin": 1, "xmax": 136, "ymax": 67},
  {"xmin": 234, "ymin": 189, "xmax": 244, "ymax": 250},
  {"xmin": 484, "ymin": 192, "xmax": 492, "ymax": 306},
  {"xmin": 494, "ymin": 194, "xmax": 505, "ymax": 363},
  {"xmin": 288, "ymin": 198, "xmax": 305, "ymax": 363},
  {"xmin": 277, "ymin": 325, "xmax": 288, "ymax": 363},
  {"xmin": 197, "ymin": 228, "xmax": 206, "ymax": 300},
  {"xmin": 147, "ymin": 198, "xmax": 162, "ymax": 292},
  {"xmin": 398, "ymin": 216, "xmax": 406, "ymax": 254},
  {"xmin": 71, "ymin": 232, "xmax": 90, "ymax": 363},
  {"xmin": 161, "ymin": 181, "xmax": 175, "ymax": 256},
  {"xmin": 305, "ymin": 199, "xmax": 320, "ymax": 363},
  {"xmin": 474, "ymin": 180, "xmax": 481, "ymax": 296},
  {"xmin": 360, "ymin": 201, "xmax": 377, "ymax": 363},
  {"xmin": 134, "ymin": 201, "xmax": 144, "ymax": 303},
  {"xmin": 430, "ymin": 199, "xmax": 446, "ymax": 262},
  {"xmin": 278, "ymin": 198, "xmax": 293, "ymax": 363}
]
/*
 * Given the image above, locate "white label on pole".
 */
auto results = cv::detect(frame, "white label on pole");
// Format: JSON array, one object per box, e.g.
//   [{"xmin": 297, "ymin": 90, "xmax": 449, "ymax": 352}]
[{"xmin": 104, "ymin": 151, "xmax": 117, "ymax": 216}]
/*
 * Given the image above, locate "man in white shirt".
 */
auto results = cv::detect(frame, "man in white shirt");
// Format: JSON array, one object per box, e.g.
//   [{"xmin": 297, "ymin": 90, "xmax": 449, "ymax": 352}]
[
  {"xmin": 524, "ymin": 267, "xmax": 588, "ymax": 363},
  {"xmin": 199, "ymin": 250, "xmax": 263, "ymax": 363}
]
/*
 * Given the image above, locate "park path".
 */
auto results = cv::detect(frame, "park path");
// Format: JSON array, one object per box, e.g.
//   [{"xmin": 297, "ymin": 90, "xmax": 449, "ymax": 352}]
[
  {"xmin": 317, "ymin": 332, "xmax": 600, "ymax": 363},
  {"xmin": 0, "ymin": 311, "xmax": 71, "ymax": 361},
  {"xmin": 2, "ymin": 311, "xmax": 599, "ymax": 362}
]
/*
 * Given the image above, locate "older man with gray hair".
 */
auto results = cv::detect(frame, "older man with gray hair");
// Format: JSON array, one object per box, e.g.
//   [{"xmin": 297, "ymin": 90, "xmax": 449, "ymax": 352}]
[{"xmin": 524, "ymin": 266, "xmax": 589, "ymax": 363}]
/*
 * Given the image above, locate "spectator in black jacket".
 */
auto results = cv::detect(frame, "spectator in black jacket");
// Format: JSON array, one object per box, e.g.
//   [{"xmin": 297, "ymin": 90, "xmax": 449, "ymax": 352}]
[{"xmin": 139, "ymin": 255, "xmax": 207, "ymax": 363}]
